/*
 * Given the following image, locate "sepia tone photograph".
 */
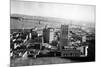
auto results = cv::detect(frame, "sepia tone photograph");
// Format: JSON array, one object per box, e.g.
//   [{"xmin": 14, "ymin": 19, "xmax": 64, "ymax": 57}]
[{"xmin": 10, "ymin": 0, "xmax": 95, "ymax": 67}]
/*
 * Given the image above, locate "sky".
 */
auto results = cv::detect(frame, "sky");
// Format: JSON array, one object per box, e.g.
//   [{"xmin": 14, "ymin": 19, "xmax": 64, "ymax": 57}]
[{"xmin": 11, "ymin": 0, "xmax": 95, "ymax": 23}]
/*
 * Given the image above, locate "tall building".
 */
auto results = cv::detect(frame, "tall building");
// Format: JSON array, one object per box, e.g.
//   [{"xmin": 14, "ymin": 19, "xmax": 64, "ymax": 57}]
[
  {"xmin": 60, "ymin": 25, "xmax": 69, "ymax": 49},
  {"xmin": 49, "ymin": 29, "xmax": 55, "ymax": 43},
  {"xmin": 43, "ymin": 28, "xmax": 50, "ymax": 43}
]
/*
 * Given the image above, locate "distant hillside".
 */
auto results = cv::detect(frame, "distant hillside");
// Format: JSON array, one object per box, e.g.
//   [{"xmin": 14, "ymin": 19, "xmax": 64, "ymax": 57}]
[
  {"xmin": 10, "ymin": 14, "xmax": 95, "ymax": 29},
  {"xmin": 10, "ymin": 14, "xmax": 71, "ymax": 29},
  {"xmin": 11, "ymin": 14, "xmax": 71, "ymax": 23}
]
